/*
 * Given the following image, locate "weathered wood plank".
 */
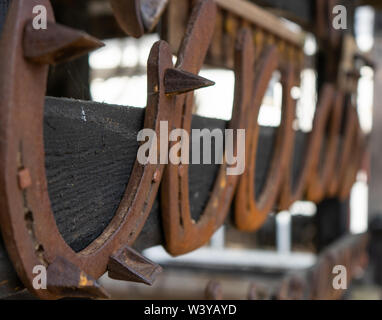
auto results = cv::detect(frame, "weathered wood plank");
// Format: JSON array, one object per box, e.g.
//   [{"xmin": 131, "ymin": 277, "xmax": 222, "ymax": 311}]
[{"xmin": 43, "ymin": 97, "xmax": 287, "ymax": 252}]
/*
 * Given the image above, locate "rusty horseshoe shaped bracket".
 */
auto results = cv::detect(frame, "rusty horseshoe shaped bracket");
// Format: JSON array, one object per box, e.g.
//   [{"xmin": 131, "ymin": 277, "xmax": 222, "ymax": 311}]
[
  {"xmin": 234, "ymin": 39, "xmax": 296, "ymax": 232},
  {"xmin": 0, "ymin": 0, "xmax": 175, "ymax": 299},
  {"xmin": 327, "ymin": 99, "xmax": 361, "ymax": 199},
  {"xmin": 160, "ymin": 0, "xmax": 246, "ymax": 256},
  {"xmin": 306, "ymin": 91, "xmax": 344, "ymax": 203},
  {"xmin": 279, "ymin": 84, "xmax": 337, "ymax": 210}
]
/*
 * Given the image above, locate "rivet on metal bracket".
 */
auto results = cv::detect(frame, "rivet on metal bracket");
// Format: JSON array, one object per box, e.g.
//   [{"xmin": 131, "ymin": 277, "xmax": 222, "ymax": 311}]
[{"xmin": 108, "ymin": 245, "xmax": 162, "ymax": 286}]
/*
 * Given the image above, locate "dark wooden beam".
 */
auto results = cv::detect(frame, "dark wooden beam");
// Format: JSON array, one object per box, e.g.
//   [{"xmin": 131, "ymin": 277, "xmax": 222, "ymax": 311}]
[{"xmin": 43, "ymin": 97, "xmax": 287, "ymax": 252}]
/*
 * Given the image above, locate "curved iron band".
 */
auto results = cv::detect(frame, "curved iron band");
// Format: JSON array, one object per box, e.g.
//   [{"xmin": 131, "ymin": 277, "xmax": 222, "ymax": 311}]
[
  {"xmin": 110, "ymin": 0, "xmax": 168, "ymax": 38},
  {"xmin": 338, "ymin": 109, "xmax": 365, "ymax": 201},
  {"xmin": 161, "ymin": 0, "xmax": 248, "ymax": 256},
  {"xmin": 0, "ymin": 0, "xmax": 173, "ymax": 298},
  {"xmin": 306, "ymin": 91, "xmax": 344, "ymax": 203},
  {"xmin": 327, "ymin": 100, "xmax": 359, "ymax": 198},
  {"xmin": 234, "ymin": 46, "xmax": 296, "ymax": 231},
  {"xmin": 278, "ymin": 84, "xmax": 336, "ymax": 210}
]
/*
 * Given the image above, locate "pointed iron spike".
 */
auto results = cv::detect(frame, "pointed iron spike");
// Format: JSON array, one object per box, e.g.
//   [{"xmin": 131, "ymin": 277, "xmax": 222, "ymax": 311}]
[
  {"xmin": 23, "ymin": 20, "xmax": 104, "ymax": 65},
  {"xmin": 108, "ymin": 245, "xmax": 162, "ymax": 285},
  {"xmin": 164, "ymin": 68, "xmax": 215, "ymax": 96},
  {"xmin": 47, "ymin": 256, "xmax": 110, "ymax": 299}
]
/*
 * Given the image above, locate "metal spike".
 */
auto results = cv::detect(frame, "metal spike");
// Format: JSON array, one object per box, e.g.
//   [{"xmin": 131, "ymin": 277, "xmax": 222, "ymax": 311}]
[
  {"xmin": 47, "ymin": 256, "xmax": 110, "ymax": 299},
  {"xmin": 164, "ymin": 68, "xmax": 215, "ymax": 95},
  {"xmin": 23, "ymin": 21, "xmax": 104, "ymax": 65},
  {"xmin": 108, "ymin": 245, "xmax": 162, "ymax": 285}
]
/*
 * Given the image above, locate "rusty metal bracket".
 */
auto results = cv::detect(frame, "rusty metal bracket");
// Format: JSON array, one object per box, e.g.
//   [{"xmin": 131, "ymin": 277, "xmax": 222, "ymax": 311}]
[
  {"xmin": 161, "ymin": 0, "xmax": 249, "ymax": 256},
  {"xmin": 0, "ymin": 0, "xmax": 174, "ymax": 299},
  {"xmin": 306, "ymin": 91, "xmax": 344, "ymax": 203},
  {"xmin": 279, "ymin": 84, "xmax": 337, "ymax": 210},
  {"xmin": 338, "ymin": 109, "xmax": 365, "ymax": 200},
  {"xmin": 327, "ymin": 99, "xmax": 360, "ymax": 198},
  {"xmin": 234, "ymin": 41, "xmax": 296, "ymax": 232}
]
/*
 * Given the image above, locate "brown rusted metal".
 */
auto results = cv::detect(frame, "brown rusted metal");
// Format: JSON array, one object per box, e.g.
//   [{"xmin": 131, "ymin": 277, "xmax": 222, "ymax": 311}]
[
  {"xmin": 327, "ymin": 100, "xmax": 359, "ymax": 198},
  {"xmin": 110, "ymin": 0, "xmax": 168, "ymax": 38},
  {"xmin": 164, "ymin": 68, "xmax": 215, "ymax": 95},
  {"xmin": 23, "ymin": 21, "xmax": 104, "ymax": 65},
  {"xmin": 47, "ymin": 256, "xmax": 110, "ymax": 299},
  {"xmin": 279, "ymin": 84, "xmax": 337, "ymax": 210},
  {"xmin": 109, "ymin": 0, "xmax": 144, "ymax": 38},
  {"xmin": 338, "ymin": 110, "xmax": 365, "ymax": 200},
  {"xmin": 163, "ymin": 0, "xmax": 305, "ymax": 70},
  {"xmin": 234, "ymin": 45, "xmax": 296, "ymax": 231},
  {"xmin": 108, "ymin": 245, "xmax": 162, "ymax": 285},
  {"xmin": 306, "ymin": 91, "xmax": 344, "ymax": 203},
  {"xmin": 223, "ymin": 11, "xmax": 239, "ymax": 69},
  {"xmin": 0, "ymin": 0, "xmax": 174, "ymax": 299},
  {"xmin": 161, "ymin": 1, "xmax": 248, "ymax": 256},
  {"xmin": 311, "ymin": 233, "xmax": 369, "ymax": 300},
  {"xmin": 0, "ymin": 0, "xmax": 367, "ymax": 300}
]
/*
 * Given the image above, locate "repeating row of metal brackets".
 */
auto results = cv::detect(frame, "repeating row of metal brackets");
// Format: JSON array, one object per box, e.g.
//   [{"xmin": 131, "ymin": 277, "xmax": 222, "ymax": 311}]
[{"xmin": 0, "ymin": 0, "xmax": 365, "ymax": 299}]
